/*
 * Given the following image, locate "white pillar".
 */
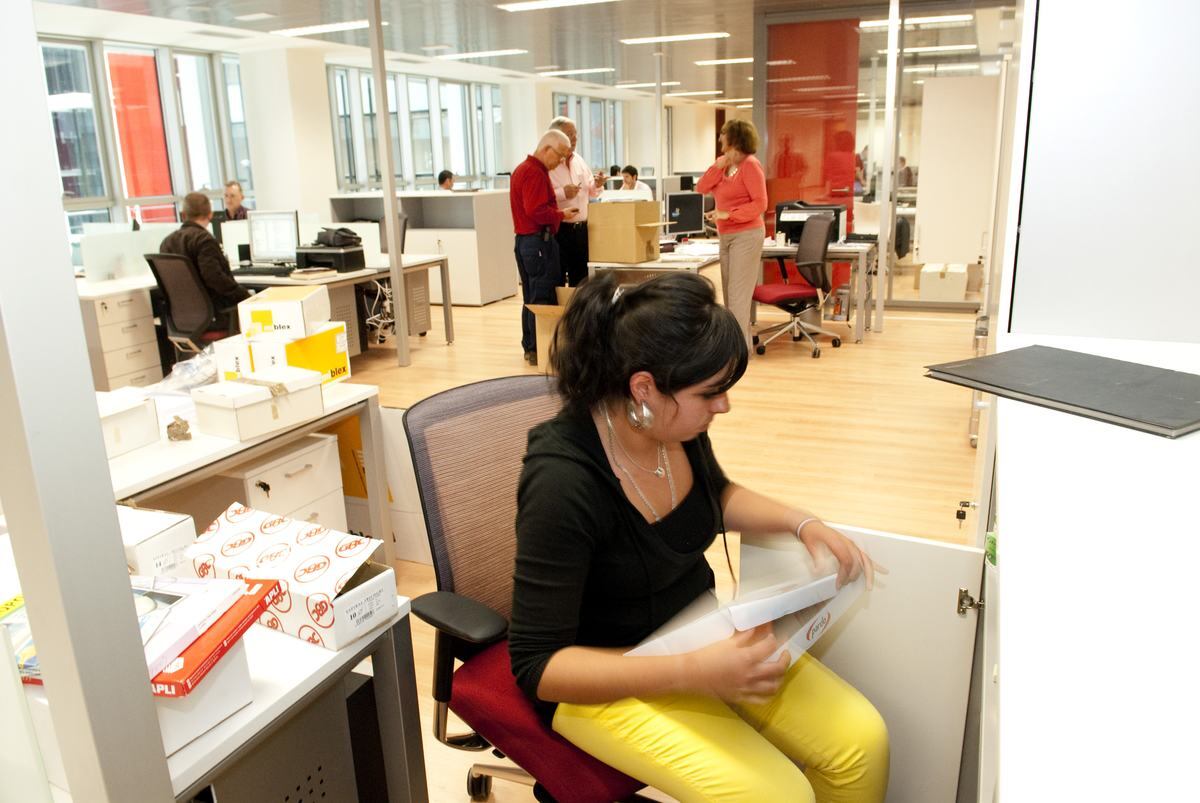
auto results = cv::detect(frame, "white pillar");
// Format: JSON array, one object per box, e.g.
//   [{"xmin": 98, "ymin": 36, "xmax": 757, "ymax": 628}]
[{"xmin": 0, "ymin": 3, "xmax": 173, "ymax": 800}]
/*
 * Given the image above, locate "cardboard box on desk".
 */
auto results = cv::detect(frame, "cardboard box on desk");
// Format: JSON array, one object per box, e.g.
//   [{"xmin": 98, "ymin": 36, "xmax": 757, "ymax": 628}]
[
  {"xmin": 588, "ymin": 201, "xmax": 663, "ymax": 263},
  {"xmin": 249, "ymin": 321, "xmax": 351, "ymax": 385},
  {"xmin": 238, "ymin": 285, "xmax": 331, "ymax": 337},
  {"xmin": 116, "ymin": 505, "xmax": 197, "ymax": 576},
  {"xmin": 96, "ymin": 388, "xmax": 159, "ymax": 458},
  {"xmin": 191, "ymin": 367, "xmax": 324, "ymax": 441},
  {"xmin": 211, "ymin": 334, "xmax": 254, "ymax": 380},
  {"xmin": 186, "ymin": 503, "xmax": 398, "ymax": 651}
]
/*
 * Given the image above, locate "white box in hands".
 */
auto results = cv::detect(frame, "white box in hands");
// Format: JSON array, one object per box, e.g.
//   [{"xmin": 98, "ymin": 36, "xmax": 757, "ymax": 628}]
[
  {"xmin": 190, "ymin": 367, "xmax": 324, "ymax": 441},
  {"xmin": 186, "ymin": 502, "xmax": 397, "ymax": 650},
  {"xmin": 238, "ymin": 285, "xmax": 331, "ymax": 337},
  {"xmin": 96, "ymin": 387, "xmax": 159, "ymax": 458},
  {"xmin": 116, "ymin": 505, "xmax": 197, "ymax": 576},
  {"xmin": 627, "ymin": 532, "xmax": 865, "ymax": 667}
]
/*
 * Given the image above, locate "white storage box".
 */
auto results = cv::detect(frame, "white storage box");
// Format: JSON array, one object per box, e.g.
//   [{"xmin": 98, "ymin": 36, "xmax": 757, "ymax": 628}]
[
  {"xmin": 187, "ymin": 503, "xmax": 397, "ymax": 650},
  {"xmin": 249, "ymin": 321, "xmax": 351, "ymax": 385},
  {"xmin": 238, "ymin": 286, "xmax": 331, "ymax": 337},
  {"xmin": 211, "ymin": 334, "xmax": 254, "ymax": 381},
  {"xmin": 26, "ymin": 639, "xmax": 252, "ymax": 763},
  {"xmin": 191, "ymin": 367, "xmax": 324, "ymax": 441},
  {"xmin": 919, "ymin": 263, "xmax": 969, "ymax": 302},
  {"xmin": 116, "ymin": 505, "xmax": 197, "ymax": 576},
  {"xmin": 96, "ymin": 388, "xmax": 159, "ymax": 458}
]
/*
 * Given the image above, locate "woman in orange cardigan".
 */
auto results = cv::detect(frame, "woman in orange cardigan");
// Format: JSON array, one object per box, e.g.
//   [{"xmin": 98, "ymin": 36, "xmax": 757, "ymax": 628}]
[{"xmin": 697, "ymin": 119, "xmax": 768, "ymax": 349}]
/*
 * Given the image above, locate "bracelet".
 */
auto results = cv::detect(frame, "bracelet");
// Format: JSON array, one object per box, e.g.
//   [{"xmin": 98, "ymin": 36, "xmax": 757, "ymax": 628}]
[{"xmin": 794, "ymin": 517, "xmax": 821, "ymax": 540}]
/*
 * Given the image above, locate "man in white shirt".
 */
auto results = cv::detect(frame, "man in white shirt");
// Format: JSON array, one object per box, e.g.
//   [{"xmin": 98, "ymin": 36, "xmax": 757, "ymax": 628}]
[
  {"xmin": 547, "ymin": 116, "xmax": 602, "ymax": 287},
  {"xmin": 620, "ymin": 165, "xmax": 653, "ymax": 194}
]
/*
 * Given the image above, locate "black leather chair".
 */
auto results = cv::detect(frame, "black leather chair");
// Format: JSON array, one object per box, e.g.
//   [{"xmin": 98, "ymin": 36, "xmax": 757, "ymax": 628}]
[
  {"xmin": 144, "ymin": 253, "xmax": 236, "ymax": 354},
  {"xmin": 751, "ymin": 214, "xmax": 843, "ymax": 358}
]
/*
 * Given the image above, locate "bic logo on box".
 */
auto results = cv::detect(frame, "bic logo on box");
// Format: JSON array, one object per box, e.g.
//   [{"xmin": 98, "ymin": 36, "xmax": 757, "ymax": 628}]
[
  {"xmin": 296, "ymin": 525, "xmax": 330, "ymax": 546},
  {"xmin": 225, "ymin": 504, "xmax": 254, "ymax": 524},
  {"xmin": 307, "ymin": 593, "xmax": 335, "ymax": 628},
  {"xmin": 228, "ymin": 565, "xmax": 250, "ymax": 580},
  {"xmin": 259, "ymin": 611, "xmax": 282, "ymax": 631},
  {"xmin": 299, "ymin": 625, "xmax": 325, "ymax": 647},
  {"xmin": 335, "ymin": 535, "xmax": 370, "ymax": 559},
  {"xmin": 271, "ymin": 580, "xmax": 293, "ymax": 613},
  {"xmin": 806, "ymin": 611, "xmax": 832, "ymax": 643},
  {"xmin": 259, "ymin": 516, "xmax": 288, "ymax": 535},
  {"xmin": 256, "ymin": 543, "xmax": 291, "ymax": 567},
  {"xmin": 193, "ymin": 554, "xmax": 216, "ymax": 579},
  {"xmin": 220, "ymin": 531, "xmax": 255, "ymax": 557},
  {"xmin": 197, "ymin": 518, "xmax": 220, "ymax": 542},
  {"xmin": 294, "ymin": 555, "xmax": 330, "ymax": 583}
]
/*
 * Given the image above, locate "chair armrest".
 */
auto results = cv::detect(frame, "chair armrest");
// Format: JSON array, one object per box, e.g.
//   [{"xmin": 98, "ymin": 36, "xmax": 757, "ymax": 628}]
[{"xmin": 412, "ymin": 590, "xmax": 507, "ymax": 645}]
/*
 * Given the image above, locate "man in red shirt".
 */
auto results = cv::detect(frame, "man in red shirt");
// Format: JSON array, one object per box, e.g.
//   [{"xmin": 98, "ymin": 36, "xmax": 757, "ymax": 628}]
[{"xmin": 510, "ymin": 129, "xmax": 579, "ymax": 365}]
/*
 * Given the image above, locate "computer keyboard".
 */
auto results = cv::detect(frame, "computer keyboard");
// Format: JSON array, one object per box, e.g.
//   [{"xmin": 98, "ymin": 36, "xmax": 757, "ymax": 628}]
[{"xmin": 237, "ymin": 265, "xmax": 295, "ymax": 277}]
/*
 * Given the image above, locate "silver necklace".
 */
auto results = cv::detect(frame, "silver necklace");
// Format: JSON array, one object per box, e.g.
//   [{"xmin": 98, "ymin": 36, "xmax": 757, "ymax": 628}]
[
  {"xmin": 610, "ymin": 409, "xmax": 666, "ymax": 477},
  {"xmin": 602, "ymin": 406, "xmax": 677, "ymax": 522}
]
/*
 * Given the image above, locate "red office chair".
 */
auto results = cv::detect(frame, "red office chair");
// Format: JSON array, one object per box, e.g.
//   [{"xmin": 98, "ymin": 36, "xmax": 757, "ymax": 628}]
[
  {"xmin": 403, "ymin": 376, "xmax": 650, "ymax": 803},
  {"xmin": 144, "ymin": 253, "xmax": 236, "ymax": 354},
  {"xmin": 752, "ymin": 214, "xmax": 843, "ymax": 358}
]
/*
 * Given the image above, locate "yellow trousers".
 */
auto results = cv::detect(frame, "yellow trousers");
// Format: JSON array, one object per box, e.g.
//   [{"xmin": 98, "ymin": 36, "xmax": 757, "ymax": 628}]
[{"xmin": 552, "ymin": 654, "xmax": 889, "ymax": 803}]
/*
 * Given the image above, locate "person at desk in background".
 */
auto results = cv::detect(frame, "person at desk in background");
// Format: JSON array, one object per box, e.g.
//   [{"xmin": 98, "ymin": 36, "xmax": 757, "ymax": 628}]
[
  {"xmin": 897, "ymin": 156, "xmax": 915, "ymax": 188},
  {"xmin": 697, "ymin": 119, "xmax": 768, "ymax": 350},
  {"xmin": 438, "ymin": 169, "xmax": 455, "ymax": 190},
  {"xmin": 222, "ymin": 180, "xmax": 250, "ymax": 220},
  {"xmin": 160, "ymin": 192, "xmax": 250, "ymax": 331},
  {"xmin": 547, "ymin": 116, "xmax": 601, "ymax": 288},
  {"xmin": 510, "ymin": 129, "xmax": 580, "ymax": 366},
  {"xmin": 619, "ymin": 165, "xmax": 652, "ymax": 193},
  {"xmin": 510, "ymin": 271, "xmax": 887, "ymax": 803}
]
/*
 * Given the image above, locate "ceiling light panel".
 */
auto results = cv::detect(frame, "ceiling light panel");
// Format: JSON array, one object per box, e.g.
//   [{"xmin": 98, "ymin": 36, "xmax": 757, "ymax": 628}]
[
  {"xmin": 538, "ymin": 67, "xmax": 615, "ymax": 76},
  {"xmin": 234, "ymin": 12, "xmax": 275, "ymax": 22},
  {"xmin": 621, "ymin": 32, "xmax": 730, "ymax": 45},
  {"xmin": 694, "ymin": 57, "xmax": 753, "ymax": 66},
  {"xmin": 271, "ymin": 20, "xmax": 369, "ymax": 36},
  {"xmin": 665, "ymin": 90, "xmax": 722, "ymax": 96},
  {"xmin": 437, "ymin": 49, "xmax": 529, "ymax": 60},
  {"xmin": 707, "ymin": 97, "xmax": 752, "ymax": 103},
  {"xmin": 499, "ymin": 0, "xmax": 619, "ymax": 10},
  {"xmin": 615, "ymin": 81, "xmax": 682, "ymax": 88}
]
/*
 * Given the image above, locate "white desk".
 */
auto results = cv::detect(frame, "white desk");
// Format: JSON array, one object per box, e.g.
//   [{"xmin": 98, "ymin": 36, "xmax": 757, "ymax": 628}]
[{"xmin": 761, "ymin": 240, "xmax": 878, "ymax": 344}]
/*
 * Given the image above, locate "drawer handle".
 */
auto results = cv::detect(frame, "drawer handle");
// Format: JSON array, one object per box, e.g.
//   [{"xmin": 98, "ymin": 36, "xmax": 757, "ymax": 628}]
[
  {"xmin": 118, "ymin": 299, "xmax": 134, "ymax": 307},
  {"xmin": 255, "ymin": 480, "xmax": 271, "ymax": 497},
  {"xmin": 121, "ymin": 324, "xmax": 138, "ymax": 332},
  {"xmin": 283, "ymin": 463, "xmax": 314, "ymax": 479},
  {"xmin": 127, "ymin": 349, "xmax": 142, "ymax": 357}
]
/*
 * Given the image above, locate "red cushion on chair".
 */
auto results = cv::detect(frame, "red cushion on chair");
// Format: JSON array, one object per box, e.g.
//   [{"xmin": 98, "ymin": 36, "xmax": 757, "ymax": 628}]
[
  {"xmin": 200, "ymin": 330, "xmax": 230, "ymax": 343},
  {"xmin": 450, "ymin": 640, "xmax": 644, "ymax": 803},
  {"xmin": 753, "ymin": 282, "xmax": 819, "ymax": 305}
]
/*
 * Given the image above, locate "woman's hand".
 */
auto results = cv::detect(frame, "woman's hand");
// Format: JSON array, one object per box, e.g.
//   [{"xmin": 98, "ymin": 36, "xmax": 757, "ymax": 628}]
[
  {"xmin": 704, "ymin": 209, "xmax": 730, "ymax": 222},
  {"xmin": 682, "ymin": 623, "xmax": 789, "ymax": 705},
  {"xmin": 713, "ymin": 154, "xmax": 730, "ymax": 170},
  {"xmin": 799, "ymin": 520, "xmax": 877, "ymax": 589}
]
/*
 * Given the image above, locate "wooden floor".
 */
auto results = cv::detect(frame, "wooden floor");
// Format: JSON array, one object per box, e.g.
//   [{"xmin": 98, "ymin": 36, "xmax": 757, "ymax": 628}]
[{"xmin": 351, "ymin": 267, "xmax": 984, "ymax": 801}]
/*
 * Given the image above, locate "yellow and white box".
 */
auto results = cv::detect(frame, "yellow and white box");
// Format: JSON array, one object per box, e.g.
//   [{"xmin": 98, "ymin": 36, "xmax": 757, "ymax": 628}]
[
  {"xmin": 237, "ymin": 285, "xmax": 331, "ymax": 337},
  {"xmin": 186, "ymin": 502, "xmax": 398, "ymax": 651},
  {"xmin": 250, "ymin": 321, "xmax": 351, "ymax": 385},
  {"xmin": 211, "ymin": 334, "xmax": 254, "ymax": 380},
  {"xmin": 96, "ymin": 387, "xmax": 159, "ymax": 458},
  {"xmin": 190, "ymin": 367, "xmax": 324, "ymax": 441}
]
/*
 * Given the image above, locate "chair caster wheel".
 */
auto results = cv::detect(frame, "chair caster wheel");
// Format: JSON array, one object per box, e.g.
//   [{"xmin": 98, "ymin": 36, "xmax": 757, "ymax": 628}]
[
  {"xmin": 468, "ymin": 769, "xmax": 492, "ymax": 801},
  {"xmin": 752, "ymin": 335, "xmax": 760, "ymax": 345},
  {"xmin": 755, "ymin": 345, "xmax": 766, "ymax": 355},
  {"xmin": 812, "ymin": 348, "xmax": 821, "ymax": 358},
  {"xmin": 832, "ymin": 338, "xmax": 842, "ymax": 348}
]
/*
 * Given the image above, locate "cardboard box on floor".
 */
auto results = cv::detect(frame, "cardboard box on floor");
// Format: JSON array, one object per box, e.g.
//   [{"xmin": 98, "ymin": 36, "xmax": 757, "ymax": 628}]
[
  {"xmin": 588, "ymin": 201, "xmax": 663, "ymax": 263},
  {"xmin": 524, "ymin": 287, "xmax": 575, "ymax": 372}
]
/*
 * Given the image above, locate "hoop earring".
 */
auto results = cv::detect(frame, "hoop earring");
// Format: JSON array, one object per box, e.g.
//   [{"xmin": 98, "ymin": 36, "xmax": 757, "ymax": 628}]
[{"xmin": 626, "ymin": 398, "xmax": 654, "ymax": 430}]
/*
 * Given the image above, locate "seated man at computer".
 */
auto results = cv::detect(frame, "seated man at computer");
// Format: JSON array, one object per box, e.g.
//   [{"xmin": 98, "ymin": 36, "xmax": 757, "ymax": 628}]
[
  {"xmin": 620, "ymin": 165, "xmax": 651, "ymax": 193},
  {"xmin": 160, "ymin": 192, "xmax": 250, "ymax": 330},
  {"xmin": 438, "ymin": 170, "xmax": 455, "ymax": 190},
  {"xmin": 222, "ymin": 180, "xmax": 250, "ymax": 220}
]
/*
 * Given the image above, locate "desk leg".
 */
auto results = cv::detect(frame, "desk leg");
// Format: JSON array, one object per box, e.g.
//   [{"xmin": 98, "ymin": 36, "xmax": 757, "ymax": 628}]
[
  {"xmin": 854, "ymin": 250, "xmax": 867, "ymax": 343},
  {"xmin": 373, "ymin": 616, "xmax": 429, "ymax": 803},
  {"xmin": 359, "ymin": 396, "xmax": 395, "ymax": 565},
  {"xmin": 439, "ymin": 258, "xmax": 455, "ymax": 343}
]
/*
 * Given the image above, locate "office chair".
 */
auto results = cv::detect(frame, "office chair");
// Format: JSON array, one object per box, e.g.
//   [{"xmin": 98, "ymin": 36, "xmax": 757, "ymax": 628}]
[
  {"xmin": 751, "ymin": 214, "xmax": 843, "ymax": 358},
  {"xmin": 144, "ymin": 253, "xmax": 236, "ymax": 354},
  {"xmin": 404, "ymin": 376, "xmax": 649, "ymax": 803}
]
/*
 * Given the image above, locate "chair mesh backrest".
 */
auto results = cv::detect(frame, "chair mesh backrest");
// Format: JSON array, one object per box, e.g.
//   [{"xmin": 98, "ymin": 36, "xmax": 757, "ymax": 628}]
[
  {"xmin": 145, "ymin": 253, "xmax": 214, "ymax": 335},
  {"xmin": 404, "ymin": 376, "xmax": 562, "ymax": 621},
  {"xmin": 795, "ymin": 214, "xmax": 834, "ymax": 294}
]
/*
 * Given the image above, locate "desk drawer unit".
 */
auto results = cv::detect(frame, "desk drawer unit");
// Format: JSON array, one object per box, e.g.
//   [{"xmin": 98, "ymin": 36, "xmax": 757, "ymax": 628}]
[
  {"xmin": 101, "ymin": 343, "xmax": 160, "ymax": 377},
  {"xmin": 107, "ymin": 364, "xmax": 164, "ymax": 391},
  {"xmin": 81, "ymin": 290, "xmax": 161, "ymax": 391},
  {"xmin": 98, "ymin": 316, "xmax": 155, "ymax": 351},
  {"xmin": 285, "ymin": 486, "xmax": 349, "ymax": 531},
  {"xmin": 94, "ymin": 290, "xmax": 153, "ymax": 325}
]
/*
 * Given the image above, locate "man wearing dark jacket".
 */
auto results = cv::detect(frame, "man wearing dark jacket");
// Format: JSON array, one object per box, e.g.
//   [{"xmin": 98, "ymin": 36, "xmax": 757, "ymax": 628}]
[{"xmin": 160, "ymin": 192, "xmax": 250, "ymax": 331}]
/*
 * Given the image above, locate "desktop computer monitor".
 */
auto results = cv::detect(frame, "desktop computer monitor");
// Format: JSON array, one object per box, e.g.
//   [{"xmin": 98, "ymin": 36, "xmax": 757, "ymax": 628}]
[
  {"xmin": 665, "ymin": 192, "xmax": 705, "ymax": 237},
  {"xmin": 248, "ymin": 210, "xmax": 300, "ymax": 263},
  {"xmin": 774, "ymin": 201, "xmax": 846, "ymax": 245}
]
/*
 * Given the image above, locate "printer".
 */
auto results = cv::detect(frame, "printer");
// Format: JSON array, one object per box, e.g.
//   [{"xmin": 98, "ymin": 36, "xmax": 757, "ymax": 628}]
[{"xmin": 295, "ymin": 245, "xmax": 366, "ymax": 272}]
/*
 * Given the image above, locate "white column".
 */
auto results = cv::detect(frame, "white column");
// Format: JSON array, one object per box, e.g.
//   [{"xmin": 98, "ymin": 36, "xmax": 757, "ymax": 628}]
[{"xmin": 0, "ymin": 3, "xmax": 172, "ymax": 800}]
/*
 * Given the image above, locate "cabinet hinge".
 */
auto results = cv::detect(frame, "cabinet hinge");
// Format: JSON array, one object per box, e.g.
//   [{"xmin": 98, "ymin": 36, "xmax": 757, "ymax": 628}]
[{"xmin": 957, "ymin": 587, "xmax": 984, "ymax": 616}]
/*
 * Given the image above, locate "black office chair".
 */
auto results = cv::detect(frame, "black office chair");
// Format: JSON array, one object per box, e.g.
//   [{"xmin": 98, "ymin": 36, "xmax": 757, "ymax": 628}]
[
  {"xmin": 751, "ymin": 214, "xmax": 843, "ymax": 358},
  {"xmin": 404, "ymin": 376, "xmax": 651, "ymax": 802},
  {"xmin": 144, "ymin": 253, "xmax": 236, "ymax": 354}
]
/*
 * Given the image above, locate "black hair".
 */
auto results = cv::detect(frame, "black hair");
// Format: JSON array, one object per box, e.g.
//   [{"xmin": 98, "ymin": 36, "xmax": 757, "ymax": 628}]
[
  {"xmin": 551, "ymin": 272, "xmax": 748, "ymax": 416},
  {"xmin": 621, "ymin": 164, "xmax": 638, "ymax": 179},
  {"xmin": 437, "ymin": 169, "xmax": 454, "ymax": 185},
  {"xmin": 609, "ymin": 164, "xmax": 620, "ymax": 176}
]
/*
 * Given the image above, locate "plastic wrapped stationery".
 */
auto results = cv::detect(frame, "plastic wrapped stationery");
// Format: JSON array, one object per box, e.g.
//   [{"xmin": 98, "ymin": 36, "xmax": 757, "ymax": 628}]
[{"xmin": 628, "ymin": 532, "xmax": 866, "ymax": 666}]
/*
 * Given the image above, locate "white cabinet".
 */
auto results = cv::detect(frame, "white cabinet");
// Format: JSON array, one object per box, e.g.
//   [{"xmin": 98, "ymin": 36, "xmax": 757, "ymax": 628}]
[{"xmin": 79, "ymin": 289, "xmax": 163, "ymax": 391}]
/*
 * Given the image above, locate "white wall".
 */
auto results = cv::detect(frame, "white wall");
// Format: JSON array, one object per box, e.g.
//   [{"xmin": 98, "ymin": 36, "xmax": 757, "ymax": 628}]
[
  {"xmin": 500, "ymin": 81, "xmax": 542, "ymax": 172},
  {"xmin": 626, "ymin": 97, "xmax": 659, "ymax": 173},
  {"xmin": 239, "ymin": 47, "xmax": 339, "ymax": 218},
  {"xmin": 1009, "ymin": 0, "xmax": 1200, "ymax": 341},
  {"xmin": 917, "ymin": 76, "xmax": 1000, "ymax": 265},
  {"xmin": 669, "ymin": 102, "xmax": 718, "ymax": 173}
]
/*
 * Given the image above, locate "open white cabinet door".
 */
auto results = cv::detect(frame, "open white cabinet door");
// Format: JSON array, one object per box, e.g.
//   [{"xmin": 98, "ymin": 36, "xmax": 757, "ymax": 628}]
[{"xmin": 807, "ymin": 525, "xmax": 985, "ymax": 803}]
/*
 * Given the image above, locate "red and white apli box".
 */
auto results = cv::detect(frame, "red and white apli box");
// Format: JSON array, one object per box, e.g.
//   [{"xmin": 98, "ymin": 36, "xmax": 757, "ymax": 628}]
[{"xmin": 185, "ymin": 502, "xmax": 397, "ymax": 650}]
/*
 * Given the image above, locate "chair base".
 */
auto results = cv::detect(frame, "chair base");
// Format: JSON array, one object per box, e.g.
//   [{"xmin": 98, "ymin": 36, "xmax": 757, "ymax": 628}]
[{"xmin": 754, "ymin": 314, "xmax": 842, "ymax": 357}]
